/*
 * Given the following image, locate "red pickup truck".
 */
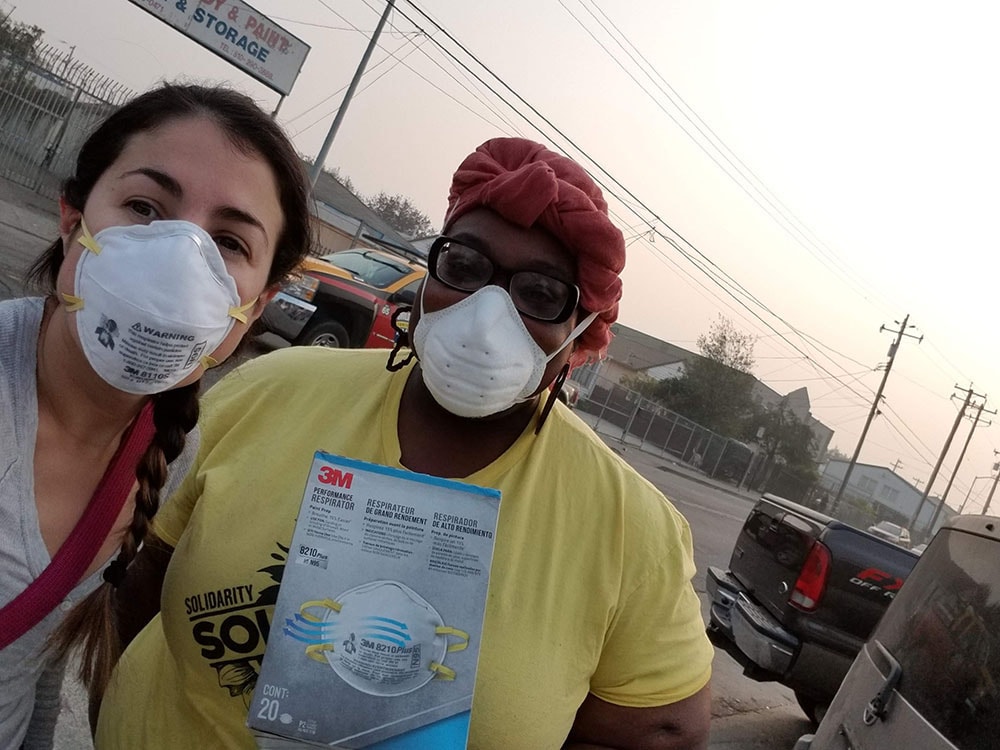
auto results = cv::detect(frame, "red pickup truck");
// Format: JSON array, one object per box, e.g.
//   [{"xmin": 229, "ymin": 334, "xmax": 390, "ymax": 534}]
[{"xmin": 261, "ymin": 247, "xmax": 426, "ymax": 349}]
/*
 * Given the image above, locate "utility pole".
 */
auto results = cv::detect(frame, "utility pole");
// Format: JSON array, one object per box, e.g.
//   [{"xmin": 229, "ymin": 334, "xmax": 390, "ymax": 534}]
[
  {"xmin": 981, "ymin": 450, "xmax": 1000, "ymax": 515},
  {"xmin": 959, "ymin": 474, "xmax": 993, "ymax": 514},
  {"xmin": 909, "ymin": 384, "xmax": 981, "ymax": 531},
  {"xmin": 890, "ymin": 458, "xmax": 903, "ymax": 474},
  {"xmin": 933, "ymin": 396, "xmax": 996, "ymax": 520},
  {"xmin": 831, "ymin": 315, "xmax": 921, "ymax": 514},
  {"xmin": 926, "ymin": 396, "xmax": 993, "ymax": 531},
  {"xmin": 309, "ymin": 0, "xmax": 396, "ymax": 188}
]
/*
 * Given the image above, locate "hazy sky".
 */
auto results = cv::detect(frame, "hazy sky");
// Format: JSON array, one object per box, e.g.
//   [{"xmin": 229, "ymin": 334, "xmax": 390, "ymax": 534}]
[{"xmin": 12, "ymin": 0, "xmax": 1000, "ymax": 512}]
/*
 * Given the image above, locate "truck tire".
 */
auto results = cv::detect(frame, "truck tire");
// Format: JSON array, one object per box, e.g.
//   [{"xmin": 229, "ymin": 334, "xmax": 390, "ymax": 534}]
[
  {"xmin": 795, "ymin": 692, "xmax": 829, "ymax": 725},
  {"xmin": 298, "ymin": 319, "xmax": 350, "ymax": 348}
]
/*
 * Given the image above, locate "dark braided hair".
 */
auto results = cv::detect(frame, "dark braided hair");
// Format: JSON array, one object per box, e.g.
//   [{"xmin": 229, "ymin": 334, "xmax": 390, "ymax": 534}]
[
  {"xmin": 43, "ymin": 83, "xmax": 313, "ymax": 703},
  {"xmin": 49, "ymin": 383, "xmax": 200, "ymax": 708}
]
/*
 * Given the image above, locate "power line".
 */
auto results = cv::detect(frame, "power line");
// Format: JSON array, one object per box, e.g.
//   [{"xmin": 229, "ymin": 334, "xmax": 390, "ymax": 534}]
[
  {"xmin": 393, "ymin": 0, "xmax": 900, "ymax": 418},
  {"xmin": 562, "ymin": 0, "xmax": 896, "ymax": 316},
  {"xmin": 329, "ymin": 2, "xmax": 933, "ymax": 464}
]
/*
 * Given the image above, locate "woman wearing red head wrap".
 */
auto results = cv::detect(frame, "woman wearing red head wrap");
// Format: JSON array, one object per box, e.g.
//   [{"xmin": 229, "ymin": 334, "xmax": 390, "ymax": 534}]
[{"xmin": 98, "ymin": 138, "xmax": 713, "ymax": 750}]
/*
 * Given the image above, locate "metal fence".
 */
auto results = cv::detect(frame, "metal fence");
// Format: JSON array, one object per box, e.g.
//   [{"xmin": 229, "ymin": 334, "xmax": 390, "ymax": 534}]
[
  {"xmin": 574, "ymin": 374, "xmax": 757, "ymax": 484},
  {"xmin": 0, "ymin": 44, "xmax": 132, "ymax": 199},
  {"xmin": 572, "ymin": 373, "xmax": 823, "ymax": 503}
]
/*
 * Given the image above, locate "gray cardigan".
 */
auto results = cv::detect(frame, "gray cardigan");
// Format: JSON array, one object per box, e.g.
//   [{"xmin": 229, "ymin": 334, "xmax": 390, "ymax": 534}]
[{"xmin": 0, "ymin": 297, "xmax": 197, "ymax": 749}]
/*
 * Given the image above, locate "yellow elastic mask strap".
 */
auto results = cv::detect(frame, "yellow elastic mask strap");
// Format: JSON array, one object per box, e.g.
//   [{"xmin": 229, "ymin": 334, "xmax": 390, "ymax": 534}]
[
  {"xmin": 436, "ymin": 625, "xmax": 469, "ymax": 653},
  {"xmin": 430, "ymin": 662, "xmax": 457, "ymax": 681},
  {"xmin": 62, "ymin": 219, "xmax": 100, "ymax": 311},
  {"xmin": 77, "ymin": 218, "xmax": 102, "ymax": 255},
  {"xmin": 298, "ymin": 598, "xmax": 342, "ymax": 624},
  {"xmin": 297, "ymin": 599, "xmax": 340, "ymax": 662},
  {"xmin": 200, "ymin": 355, "xmax": 219, "ymax": 370},
  {"xmin": 60, "ymin": 292, "xmax": 84, "ymax": 311},
  {"xmin": 305, "ymin": 643, "xmax": 335, "ymax": 663},
  {"xmin": 228, "ymin": 297, "xmax": 257, "ymax": 325}
]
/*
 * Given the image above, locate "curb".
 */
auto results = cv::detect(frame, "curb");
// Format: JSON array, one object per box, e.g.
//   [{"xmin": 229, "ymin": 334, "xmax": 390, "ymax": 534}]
[
  {"xmin": 649, "ymin": 459, "xmax": 757, "ymax": 504},
  {"xmin": 599, "ymin": 435, "xmax": 758, "ymax": 504}
]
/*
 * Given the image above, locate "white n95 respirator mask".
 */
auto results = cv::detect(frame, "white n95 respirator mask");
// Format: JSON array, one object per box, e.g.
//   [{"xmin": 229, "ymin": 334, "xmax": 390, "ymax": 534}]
[
  {"xmin": 299, "ymin": 580, "xmax": 468, "ymax": 697},
  {"xmin": 63, "ymin": 219, "xmax": 256, "ymax": 395},
  {"xmin": 412, "ymin": 284, "xmax": 597, "ymax": 419}
]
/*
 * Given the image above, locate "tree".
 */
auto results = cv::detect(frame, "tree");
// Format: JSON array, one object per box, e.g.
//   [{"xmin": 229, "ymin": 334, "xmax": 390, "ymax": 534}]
[
  {"xmin": 825, "ymin": 446, "xmax": 850, "ymax": 462},
  {"xmin": 746, "ymin": 402, "xmax": 820, "ymax": 496},
  {"xmin": 753, "ymin": 403, "xmax": 816, "ymax": 467},
  {"xmin": 647, "ymin": 315, "xmax": 757, "ymax": 435},
  {"xmin": 0, "ymin": 15, "xmax": 43, "ymax": 61},
  {"xmin": 364, "ymin": 192, "xmax": 435, "ymax": 238},
  {"xmin": 697, "ymin": 314, "xmax": 755, "ymax": 372},
  {"xmin": 321, "ymin": 166, "xmax": 355, "ymax": 194}
]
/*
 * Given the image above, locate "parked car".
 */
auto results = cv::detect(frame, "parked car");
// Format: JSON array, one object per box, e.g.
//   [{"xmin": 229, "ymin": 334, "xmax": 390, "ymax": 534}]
[
  {"xmin": 866, "ymin": 520, "xmax": 911, "ymax": 548},
  {"xmin": 261, "ymin": 246, "xmax": 426, "ymax": 349},
  {"xmin": 707, "ymin": 493, "xmax": 919, "ymax": 723},
  {"xmin": 795, "ymin": 513, "xmax": 1000, "ymax": 749}
]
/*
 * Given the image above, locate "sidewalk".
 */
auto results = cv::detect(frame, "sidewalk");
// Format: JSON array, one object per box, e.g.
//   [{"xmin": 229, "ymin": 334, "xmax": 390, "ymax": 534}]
[
  {"xmin": 0, "ymin": 175, "xmax": 59, "ymax": 239},
  {"xmin": 0, "ymin": 175, "xmax": 60, "ymax": 297}
]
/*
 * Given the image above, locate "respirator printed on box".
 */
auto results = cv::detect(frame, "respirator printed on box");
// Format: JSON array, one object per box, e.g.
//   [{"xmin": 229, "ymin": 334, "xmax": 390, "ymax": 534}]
[{"xmin": 285, "ymin": 580, "xmax": 469, "ymax": 697}]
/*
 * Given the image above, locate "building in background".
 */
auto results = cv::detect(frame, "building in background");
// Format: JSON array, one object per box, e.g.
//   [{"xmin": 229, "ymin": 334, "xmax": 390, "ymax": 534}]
[
  {"xmin": 308, "ymin": 167, "xmax": 417, "ymax": 257},
  {"xmin": 817, "ymin": 459, "xmax": 946, "ymax": 534}
]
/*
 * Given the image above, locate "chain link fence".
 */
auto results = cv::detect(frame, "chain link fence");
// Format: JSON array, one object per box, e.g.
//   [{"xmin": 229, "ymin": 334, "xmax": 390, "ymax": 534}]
[
  {"xmin": 0, "ymin": 43, "xmax": 132, "ymax": 199},
  {"xmin": 572, "ymin": 373, "xmax": 824, "ymax": 503},
  {"xmin": 574, "ymin": 374, "xmax": 756, "ymax": 482}
]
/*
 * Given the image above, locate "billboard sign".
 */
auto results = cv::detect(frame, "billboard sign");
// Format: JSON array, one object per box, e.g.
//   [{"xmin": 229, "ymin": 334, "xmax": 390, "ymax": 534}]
[{"xmin": 127, "ymin": 0, "xmax": 310, "ymax": 96}]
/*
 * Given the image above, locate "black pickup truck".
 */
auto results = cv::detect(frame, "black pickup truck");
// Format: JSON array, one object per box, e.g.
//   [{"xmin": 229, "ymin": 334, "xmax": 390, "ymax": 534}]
[{"xmin": 707, "ymin": 493, "xmax": 919, "ymax": 723}]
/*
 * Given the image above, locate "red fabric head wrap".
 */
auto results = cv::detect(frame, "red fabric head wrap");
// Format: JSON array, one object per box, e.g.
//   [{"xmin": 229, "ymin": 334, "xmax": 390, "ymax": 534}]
[{"xmin": 443, "ymin": 138, "xmax": 625, "ymax": 364}]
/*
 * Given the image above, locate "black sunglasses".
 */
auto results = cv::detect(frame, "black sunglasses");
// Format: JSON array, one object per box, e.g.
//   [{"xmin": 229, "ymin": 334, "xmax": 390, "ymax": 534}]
[{"xmin": 427, "ymin": 237, "xmax": 581, "ymax": 323}]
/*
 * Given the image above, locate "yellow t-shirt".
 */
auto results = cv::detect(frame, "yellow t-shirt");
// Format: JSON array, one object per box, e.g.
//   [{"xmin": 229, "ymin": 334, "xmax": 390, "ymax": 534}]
[{"xmin": 97, "ymin": 348, "xmax": 712, "ymax": 750}]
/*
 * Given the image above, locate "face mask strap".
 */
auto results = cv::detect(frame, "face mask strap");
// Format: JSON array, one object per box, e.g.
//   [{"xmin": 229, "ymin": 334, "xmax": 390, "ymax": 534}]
[
  {"xmin": 429, "ymin": 624, "xmax": 468, "ymax": 678},
  {"xmin": 228, "ymin": 297, "xmax": 258, "ymax": 325},
  {"xmin": 536, "ymin": 362, "xmax": 570, "ymax": 435},
  {"xmin": 298, "ymin": 598, "xmax": 342, "ymax": 623},
  {"xmin": 60, "ymin": 292, "xmax": 85, "ymax": 311},
  {"xmin": 305, "ymin": 643, "xmax": 335, "ymax": 663},
  {"xmin": 60, "ymin": 219, "xmax": 101, "ymax": 312},
  {"xmin": 435, "ymin": 625, "xmax": 470, "ymax": 653},
  {"xmin": 544, "ymin": 310, "xmax": 599, "ymax": 366},
  {"xmin": 77, "ymin": 218, "xmax": 102, "ymax": 255},
  {"xmin": 531, "ymin": 311, "xmax": 597, "ymax": 433},
  {"xmin": 429, "ymin": 661, "xmax": 457, "ymax": 680}
]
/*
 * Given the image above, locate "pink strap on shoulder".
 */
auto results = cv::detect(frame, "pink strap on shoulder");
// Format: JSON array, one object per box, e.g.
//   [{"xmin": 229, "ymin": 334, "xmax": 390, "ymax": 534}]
[{"xmin": 0, "ymin": 402, "xmax": 156, "ymax": 650}]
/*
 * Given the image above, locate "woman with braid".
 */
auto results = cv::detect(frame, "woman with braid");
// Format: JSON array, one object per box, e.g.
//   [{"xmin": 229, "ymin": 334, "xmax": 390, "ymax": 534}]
[
  {"xmin": 97, "ymin": 138, "xmax": 713, "ymax": 749},
  {"xmin": 0, "ymin": 82, "xmax": 312, "ymax": 749}
]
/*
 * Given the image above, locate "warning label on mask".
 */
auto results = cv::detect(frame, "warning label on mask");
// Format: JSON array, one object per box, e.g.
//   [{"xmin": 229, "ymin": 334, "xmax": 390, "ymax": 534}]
[{"xmin": 116, "ymin": 321, "xmax": 207, "ymax": 385}]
